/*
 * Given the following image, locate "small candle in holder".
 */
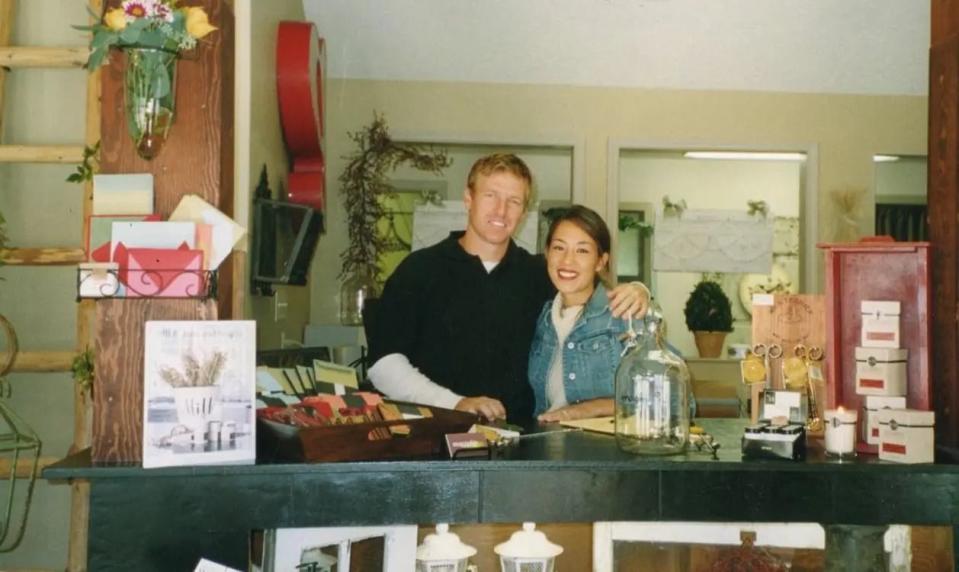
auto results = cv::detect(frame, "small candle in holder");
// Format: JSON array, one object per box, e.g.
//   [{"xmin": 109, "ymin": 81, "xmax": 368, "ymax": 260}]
[{"xmin": 824, "ymin": 407, "xmax": 858, "ymax": 457}]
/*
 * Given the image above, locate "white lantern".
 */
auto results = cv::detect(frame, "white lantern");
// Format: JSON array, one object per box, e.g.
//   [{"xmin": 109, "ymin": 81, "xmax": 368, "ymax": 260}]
[
  {"xmin": 298, "ymin": 545, "xmax": 337, "ymax": 572},
  {"xmin": 416, "ymin": 523, "xmax": 477, "ymax": 572},
  {"xmin": 494, "ymin": 522, "xmax": 563, "ymax": 572}
]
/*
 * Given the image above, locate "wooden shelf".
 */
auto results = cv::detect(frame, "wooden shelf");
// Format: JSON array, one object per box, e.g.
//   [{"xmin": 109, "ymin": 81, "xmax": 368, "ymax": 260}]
[
  {"xmin": 0, "ymin": 145, "xmax": 84, "ymax": 163},
  {"xmin": 0, "ymin": 455, "xmax": 58, "ymax": 479},
  {"xmin": 10, "ymin": 351, "xmax": 75, "ymax": 373},
  {"xmin": 0, "ymin": 46, "xmax": 86, "ymax": 68},
  {"xmin": 0, "ymin": 247, "xmax": 85, "ymax": 265}
]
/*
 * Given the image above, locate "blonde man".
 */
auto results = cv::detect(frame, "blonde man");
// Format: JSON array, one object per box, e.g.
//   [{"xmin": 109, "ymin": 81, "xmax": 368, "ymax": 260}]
[{"xmin": 367, "ymin": 153, "xmax": 648, "ymax": 422}]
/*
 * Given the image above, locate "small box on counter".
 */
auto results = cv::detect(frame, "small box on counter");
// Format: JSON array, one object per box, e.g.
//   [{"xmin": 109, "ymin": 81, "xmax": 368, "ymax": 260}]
[
  {"xmin": 877, "ymin": 408, "xmax": 935, "ymax": 464},
  {"xmin": 760, "ymin": 390, "xmax": 808, "ymax": 425},
  {"xmin": 855, "ymin": 347, "xmax": 907, "ymax": 396},
  {"xmin": 862, "ymin": 395, "xmax": 907, "ymax": 445},
  {"xmin": 861, "ymin": 300, "xmax": 901, "ymax": 348},
  {"xmin": 742, "ymin": 421, "xmax": 807, "ymax": 461}
]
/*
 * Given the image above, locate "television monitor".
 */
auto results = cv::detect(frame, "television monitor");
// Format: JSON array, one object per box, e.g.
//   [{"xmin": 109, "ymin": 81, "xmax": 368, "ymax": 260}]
[{"xmin": 251, "ymin": 198, "xmax": 323, "ymax": 294}]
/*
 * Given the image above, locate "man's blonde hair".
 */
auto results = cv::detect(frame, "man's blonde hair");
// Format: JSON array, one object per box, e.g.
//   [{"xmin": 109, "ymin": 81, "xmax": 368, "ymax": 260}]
[{"xmin": 466, "ymin": 153, "xmax": 534, "ymax": 207}]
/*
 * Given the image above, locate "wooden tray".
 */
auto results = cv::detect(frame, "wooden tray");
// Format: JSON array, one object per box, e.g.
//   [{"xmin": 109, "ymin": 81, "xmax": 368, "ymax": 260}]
[
  {"xmin": 820, "ymin": 241, "xmax": 931, "ymax": 454},
  {"xmin": 256, "ymin": 405, "xmax": 479, "ymax": 463}
]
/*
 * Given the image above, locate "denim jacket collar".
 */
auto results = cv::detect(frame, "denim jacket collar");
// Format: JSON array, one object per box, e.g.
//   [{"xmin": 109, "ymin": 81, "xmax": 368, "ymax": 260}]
[
  {"xmin": 540, "ymin": 284, "xmax": 612, "ymax": 331},
  {"xmin": 582, "ymin": 284, "xmax": 611, "ymax": 321}
]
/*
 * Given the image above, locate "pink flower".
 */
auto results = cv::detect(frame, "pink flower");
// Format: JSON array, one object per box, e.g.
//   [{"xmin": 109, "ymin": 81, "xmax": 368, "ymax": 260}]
[
  {"xmin": 121, "ymin": 0, "xmax": 153, "ymax": 21},
  {"xmin": 152, "ymin": 2, "xmax": 174, "ymax": 23}
]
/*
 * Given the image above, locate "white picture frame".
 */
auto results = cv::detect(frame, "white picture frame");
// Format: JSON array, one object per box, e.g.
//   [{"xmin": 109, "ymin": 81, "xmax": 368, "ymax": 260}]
[{"xmin": 142, "ymin": 320, "xmax": 257, "ymax": 469}]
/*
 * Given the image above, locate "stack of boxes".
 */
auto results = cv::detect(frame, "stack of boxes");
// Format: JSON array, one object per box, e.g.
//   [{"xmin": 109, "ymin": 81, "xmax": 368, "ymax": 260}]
[{"xmin": 856, "ymin": 301, "xmax": 934, "ymax": 463}]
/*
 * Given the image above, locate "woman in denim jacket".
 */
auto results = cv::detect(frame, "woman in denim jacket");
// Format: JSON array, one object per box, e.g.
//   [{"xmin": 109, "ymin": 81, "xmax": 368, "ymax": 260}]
[{"xmin": 528, "ymin": 205, "xmax": 644, "ymax": 422}]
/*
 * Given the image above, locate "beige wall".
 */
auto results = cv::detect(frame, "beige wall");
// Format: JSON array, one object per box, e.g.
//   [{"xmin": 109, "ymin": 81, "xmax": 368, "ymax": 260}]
[
  {"xmin": 239, "ymin": 0, "xmax": 311, "ymax": 349},
  {"xmin": 875, "ymin": 155, "xmax": 928, "ymax": 204},
  {"xmin": 618, "ymin": 154, "xmax": 802, "ymax": 357},
  {"xmin": 311, "ymin": 79, "xmax": 928, "ymax": 324}
]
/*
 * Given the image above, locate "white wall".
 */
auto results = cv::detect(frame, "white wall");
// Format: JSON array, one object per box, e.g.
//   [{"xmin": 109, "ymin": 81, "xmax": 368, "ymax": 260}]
[{"xmin": 304, "ymin": 0, "xmax": 929, "ymax": 96}]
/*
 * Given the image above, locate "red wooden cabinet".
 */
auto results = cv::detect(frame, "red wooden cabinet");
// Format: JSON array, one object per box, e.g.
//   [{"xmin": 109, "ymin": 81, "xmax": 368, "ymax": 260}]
[{"xmin": 819, "ymin": 241, "xmax": 931, "ymax": 454}]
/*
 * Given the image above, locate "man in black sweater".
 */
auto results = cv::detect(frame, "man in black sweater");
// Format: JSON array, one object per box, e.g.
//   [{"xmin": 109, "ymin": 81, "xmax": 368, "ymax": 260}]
[{"xmin": 367, "ymin": 153, "xmax": 647, "ymax": 423}]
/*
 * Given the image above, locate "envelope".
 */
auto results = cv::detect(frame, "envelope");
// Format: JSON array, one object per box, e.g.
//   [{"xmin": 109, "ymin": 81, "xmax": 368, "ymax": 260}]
[
  {"xmin": 110, "ymin": 221, "xmax": 196, "ymax": 261},
  {"xmin": 87, "ymin": 214, "xmax": 161, "ymax": 262},
  {"xmin": 169, "ymin": 195, "xmax": 247, "ymax": 270},
  {"xmin": 92, "ymin": 173, "xmax": 154, "ymax": 215},
  {"xmin": 313, "ymin": 359, "xmax": 359, "ymax": 389},
  {"xmin": 114, "ymin": 243, "xmax": 204, "ymax": 298}
]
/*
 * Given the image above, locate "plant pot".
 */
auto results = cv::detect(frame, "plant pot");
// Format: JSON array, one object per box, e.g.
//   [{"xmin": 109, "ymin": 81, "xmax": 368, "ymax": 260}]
[
  {"xmin": 173, "ymin": 385, "xmax": 222, "ymax": 440},
  {"xmin": 123, "ymin": 46, "xmax": 178, "ymax": 160},
  {"xmin": 693, "ymin": 331, "xmax": 727, "ymax": 358}
]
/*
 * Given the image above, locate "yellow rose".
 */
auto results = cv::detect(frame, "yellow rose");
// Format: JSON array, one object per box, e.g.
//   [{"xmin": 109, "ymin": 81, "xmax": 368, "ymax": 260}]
[
  {"xmin": 103, "ymin": 8, "xmax": 127, "ymax": 31},
  {"xmin": 184, "ymin": 7, "xmax": 217, "ymax": 39}
]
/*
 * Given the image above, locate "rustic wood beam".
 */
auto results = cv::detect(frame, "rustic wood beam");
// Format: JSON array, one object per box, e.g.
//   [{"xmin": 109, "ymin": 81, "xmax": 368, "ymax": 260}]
[
  {"xmin": 0, "ymin": 247, "xmax": 85, "ymax": 265},
  {"xmin": 0, "ymin": 46, "xmax": 87, "ymax": 68}
]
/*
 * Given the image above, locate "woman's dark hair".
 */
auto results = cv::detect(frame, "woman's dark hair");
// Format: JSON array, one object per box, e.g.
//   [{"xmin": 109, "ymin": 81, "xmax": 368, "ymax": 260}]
[
  {"xmin": 545, "ymin": 205, "xmax": 612, "ymax": 285},
  {"xmin": 546, "ymin": 205, "xmax": 612, "ymax": 255}
]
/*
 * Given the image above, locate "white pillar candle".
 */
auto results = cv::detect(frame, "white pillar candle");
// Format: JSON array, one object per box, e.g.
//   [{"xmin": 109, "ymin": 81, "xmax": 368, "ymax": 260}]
[{"xmin": 824, "ymin": 407, "xmax": 858, "ymax": 456}]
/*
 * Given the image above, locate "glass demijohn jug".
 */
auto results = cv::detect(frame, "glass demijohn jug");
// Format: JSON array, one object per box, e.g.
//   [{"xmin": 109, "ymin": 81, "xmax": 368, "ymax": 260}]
[{"xmin": 615, "ymin": 306, "xmax": 691, "ymax": 455}]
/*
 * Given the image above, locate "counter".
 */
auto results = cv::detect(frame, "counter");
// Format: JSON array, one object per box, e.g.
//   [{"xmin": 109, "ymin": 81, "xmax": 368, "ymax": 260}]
[{"xmin": 44, "ymin": 419, "xmax": 959, "ymax": 570}]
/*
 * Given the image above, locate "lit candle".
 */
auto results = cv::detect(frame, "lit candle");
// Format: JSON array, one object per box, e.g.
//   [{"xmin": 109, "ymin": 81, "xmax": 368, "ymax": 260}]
[{"xmin": 824, "ymin": 407, "xmax": 858, "ymax": 457}]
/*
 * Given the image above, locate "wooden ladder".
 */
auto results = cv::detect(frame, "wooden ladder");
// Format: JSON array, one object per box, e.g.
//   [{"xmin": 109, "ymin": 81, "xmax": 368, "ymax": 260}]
[{"xmin": 0, "ymin": 0, "xmax": 100, "ymax": 570}]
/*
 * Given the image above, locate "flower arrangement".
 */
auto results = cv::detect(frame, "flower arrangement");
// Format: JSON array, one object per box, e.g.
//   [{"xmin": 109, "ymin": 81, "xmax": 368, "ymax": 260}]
[
  {"xmin": 77, "ymin": 1, "xmax": 217, "ymax": 70},
  {"xmin": 75, "ymin": 1, "xmax": 217, "ymax": 158}
]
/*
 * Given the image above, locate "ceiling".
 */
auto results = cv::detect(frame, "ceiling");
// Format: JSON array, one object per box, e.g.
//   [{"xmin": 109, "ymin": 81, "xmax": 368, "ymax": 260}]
[{"xmin": 303, "ymin": 0, "xmax": 930, "ymax": 96}]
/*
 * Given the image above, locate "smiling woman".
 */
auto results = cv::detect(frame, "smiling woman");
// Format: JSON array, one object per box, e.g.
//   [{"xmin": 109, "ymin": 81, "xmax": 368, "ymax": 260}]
[{"xmin": 529, "ymin": 205, "xmax": 625, "ymax": 422}]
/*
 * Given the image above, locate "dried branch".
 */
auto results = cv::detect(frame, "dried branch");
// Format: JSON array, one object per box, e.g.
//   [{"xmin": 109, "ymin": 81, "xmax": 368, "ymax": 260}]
[
  {"xmin": 338, "ymin": 112, "xmax": 451, "ymax": 281},
  {"xmin": 159, "ymin": 366, "xmax": 188, "ymax": 388},
  {"xmin": 159, "ymin": 350, "xmax": 227, "ymax": 388},
  {"xmin": 182, "ymin": 353, "xmax": 201, "ymax": 386},
  {"xmin": 199, "ymin": 351, "xmax": 227, "ymax": 387}
]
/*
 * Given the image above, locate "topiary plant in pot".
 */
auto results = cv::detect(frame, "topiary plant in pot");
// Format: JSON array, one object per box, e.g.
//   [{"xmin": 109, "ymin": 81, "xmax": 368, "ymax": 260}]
[{"xmin": 684, "ymin": 279, "xmax": 733, "ymax": 358}]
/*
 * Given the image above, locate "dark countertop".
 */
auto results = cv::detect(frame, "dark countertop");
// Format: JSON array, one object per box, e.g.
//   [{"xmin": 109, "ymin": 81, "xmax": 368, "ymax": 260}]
[
  {"xmin": 44, "ymin": 418, "xmax": 957, "ymax": 479},
  {"xmin": 43, "ymin": 418, "xmax": 959, "ymax": 571}
]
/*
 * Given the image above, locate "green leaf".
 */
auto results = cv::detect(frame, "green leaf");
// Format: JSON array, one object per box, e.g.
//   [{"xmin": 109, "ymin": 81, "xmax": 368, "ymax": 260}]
[
  {"xmin": 152, "ymin": 65, "xmax": 171, "ymax": 99},
  {"xmin": 136, "ymin": 29, "xmax": 167, "ymax": 49},
  {"xmin": 126, "ymin": 18, "xmax": 151, "ymax": 32},
  {"xmin": 120, "ymin": 26, "xmax": 142, "ymax": 44},
  {"xmin": 87, "ymin": 48, "xmax": 107, "ymax": 70},
  {"xmin": 90, "ymin": 31, "xmax": 116, "ymax": 51},
  {"xmin": 66, "ymin": 173, "xmax": 82, "ymax": 183}
]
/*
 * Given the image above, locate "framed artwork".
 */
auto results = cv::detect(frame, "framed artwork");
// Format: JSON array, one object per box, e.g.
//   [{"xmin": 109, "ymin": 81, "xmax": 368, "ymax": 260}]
[{"xmin": 142, "ymin": 320, "xmax": 257, "ymax": 468}]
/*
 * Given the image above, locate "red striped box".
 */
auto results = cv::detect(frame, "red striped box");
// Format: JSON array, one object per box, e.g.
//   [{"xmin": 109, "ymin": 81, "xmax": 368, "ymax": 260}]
[
  {"xmin": 877, "ymin": 408, "xmax": 934, "ymax": 464},
  {"xmin": 855, "ymin": 347, "xmax": 908, "ymax": 397},
  {"xmin": 861, "ymin": 300, "xmax": 901, "ymax": 349}
]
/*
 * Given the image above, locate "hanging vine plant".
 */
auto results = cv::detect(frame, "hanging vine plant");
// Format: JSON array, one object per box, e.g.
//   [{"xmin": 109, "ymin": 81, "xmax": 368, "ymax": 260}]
[{"xmin": 338, "ymin": 113, "xmax": 451, "ymax": 282}]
